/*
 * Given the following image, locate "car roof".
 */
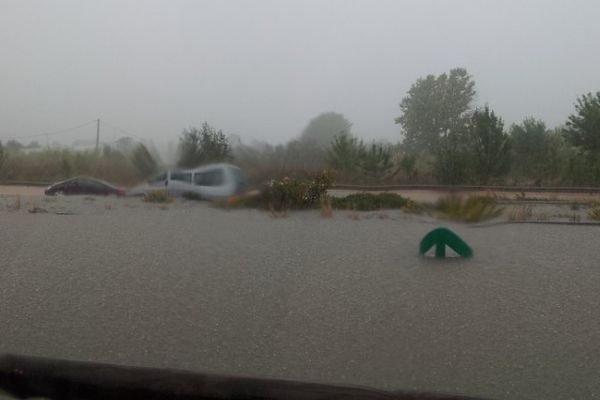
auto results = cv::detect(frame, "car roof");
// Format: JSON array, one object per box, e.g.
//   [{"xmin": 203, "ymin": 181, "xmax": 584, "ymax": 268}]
[
  {"xmin": 170, "ymin": 163, "xmax": 239, "ymax": 174},
  {"xmin": 54, "ymin": 176, "xmax": 117, "ymax": 188}
]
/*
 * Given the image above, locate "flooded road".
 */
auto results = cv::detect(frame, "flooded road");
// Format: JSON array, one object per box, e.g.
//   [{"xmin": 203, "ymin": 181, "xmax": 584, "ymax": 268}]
[{"xmin": 1, "ymin": 197, "xmax": 600, "ymax": 400}]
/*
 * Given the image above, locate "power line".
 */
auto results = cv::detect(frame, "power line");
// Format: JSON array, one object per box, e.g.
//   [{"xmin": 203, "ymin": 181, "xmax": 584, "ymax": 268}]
[
  {"xmin": 100, "ymin": 120, "xmax": 146, "ymax": 141},
  {"xmin": 2, "ymin": 120, "xmax": 98, "ymax": 141}
]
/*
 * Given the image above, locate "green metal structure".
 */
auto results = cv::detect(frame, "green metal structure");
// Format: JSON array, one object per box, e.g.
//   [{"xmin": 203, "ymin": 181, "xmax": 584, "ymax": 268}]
[{"xmin": 419, "ymin": 227, "xmax": 473, "ymax": 258}]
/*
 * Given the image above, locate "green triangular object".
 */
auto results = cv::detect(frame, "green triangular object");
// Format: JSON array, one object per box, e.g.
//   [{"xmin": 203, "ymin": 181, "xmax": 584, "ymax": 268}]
[{"xmin": 419, "ymin": 227, "xmax": 473, "ymax": 258}]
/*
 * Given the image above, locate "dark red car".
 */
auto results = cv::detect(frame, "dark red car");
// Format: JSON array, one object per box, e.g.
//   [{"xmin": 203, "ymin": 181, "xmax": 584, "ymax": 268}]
[{"xmin": 44, "ymin": 176, "xmax": 126, "ymax": 196}]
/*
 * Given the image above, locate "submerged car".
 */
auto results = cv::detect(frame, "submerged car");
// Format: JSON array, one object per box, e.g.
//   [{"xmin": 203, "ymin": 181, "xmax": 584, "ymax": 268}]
[
  {"xmin": 45, "ymin": 177, "xmax": 126, "ymax": 196},
  {"xmin": 128, "ymin": 163, "xmax": 245, "ymax": 199}
]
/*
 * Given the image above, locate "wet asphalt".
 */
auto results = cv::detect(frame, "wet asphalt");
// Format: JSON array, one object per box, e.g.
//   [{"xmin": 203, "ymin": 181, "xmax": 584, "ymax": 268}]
[{"xmin": 1, "ymin": 198, "xmax": 600, "ymax": 400}]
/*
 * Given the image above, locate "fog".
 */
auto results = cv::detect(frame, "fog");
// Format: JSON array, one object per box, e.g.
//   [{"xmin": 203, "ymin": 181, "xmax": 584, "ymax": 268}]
[{"xmin": 1, "ymin": 0, "xmax": 599, "ymax": 148}]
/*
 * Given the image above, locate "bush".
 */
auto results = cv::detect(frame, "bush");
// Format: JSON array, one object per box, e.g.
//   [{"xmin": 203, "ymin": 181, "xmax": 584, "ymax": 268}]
[
  {"xmin": 212, "ymin": 191, "xmax": 263, "ymax": 209},
  {"xmin": 261, "ymin": 170, "xmax": 334, "ymax": 211},
  {"xmin": 435, "ymin": 195, "xmax": 503, "ymax": 223},
  {"xmin": 181, "ymin": 191, "xmax": 203, "ymax": 201},
  {"xmin": 589, "ymin": 204, "xmax": 600, "ymax": 220},
  {"xmin": 143, "ymin": 190, "xmax": 174, "ymax": 203},
  {"xmin": 331, "ymin": 192, "xmax": 409, "ymax": 211}
]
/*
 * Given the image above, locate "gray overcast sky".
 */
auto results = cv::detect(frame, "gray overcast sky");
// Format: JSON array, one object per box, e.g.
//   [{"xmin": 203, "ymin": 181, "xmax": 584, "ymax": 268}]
[{"xmin": 1, "ymin": 0, "xmax": 599, "ymax": 148}]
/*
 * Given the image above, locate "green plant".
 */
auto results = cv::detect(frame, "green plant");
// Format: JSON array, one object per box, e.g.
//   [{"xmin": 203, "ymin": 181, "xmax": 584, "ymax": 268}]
[
  {"xmin": 588, "ymin": 204, "xmax": 600, "ymax": 220},
  {"xmin": 319, "ymin": 194, "xmax": 333, "ymax": 218},
  {"xmin": 331, "ymin": 192, "xmax": 408, "ymax": 211},
  {"xmin": 260, "ymin": 170, "xmax": 334, "ymax": 211},
  {"xmin": 178, "ymin": 123, "xmax": 231, "ymax": 168},
  {"xmin": 143, "ymin": 190, "xmax": 174, "ymax": 203},
  {"xmin": 436, "ymin": 195, "xmax": 503, "ymax": 223},
  {"xmin": 7, "ymin": 195, "xmax": 21, "ymax": 210},
  {"xmin": 182, "ymin": 191, "xmax": 203, "ymax": 201},
  {"xmin": 212, "ymin": 191, "xmax": 262, "ymax": 209},
  {"xmin": 131, "ymin": 143, "xmax": 157, "ymax": 178},
  {"xmin": 508, "ymin": 204, "xmax": 533, "ymax": 221}
]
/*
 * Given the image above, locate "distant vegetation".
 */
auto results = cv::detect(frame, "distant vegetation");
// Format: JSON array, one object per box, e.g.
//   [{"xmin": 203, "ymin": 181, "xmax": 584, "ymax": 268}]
[
  {"xmin": 0, "ymin": 140, "xmax": 158, "ymax": 185},
  {"xmin": 143, "ymin": 189, "xmax": 174, "ymax": 203},
  {"xmin": 435, "ymin": 195, "xmax": 504, "ymax": 223},
  {"xmin": 233, "ymin": 69, "xmax": 600, "ymax": 188},
  {"xmin": 330, "ymin": 193, "xmax": 410, "ymax": 211},
  {"xmin": 177, "ymin": 122, "xmax": 232, "ymax": 168},
  {"xmin": 1, "ymin": 68, "xmax": 599, "ymax": 188}
]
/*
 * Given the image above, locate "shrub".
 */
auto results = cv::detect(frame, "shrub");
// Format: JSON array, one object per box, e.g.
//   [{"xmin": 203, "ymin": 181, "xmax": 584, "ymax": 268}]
[
  {"xmin": 212, "ymin": 191, "xmax": 263, "ymax": 209},
  {"xmin": 182, "ymin": 191, "xmax": 203, "ymax": 201},
  {"xmin": 143, "ymin": 190, "xmax": 174, "ymax": 203},
  {"xmin": 589, "ymin": 204, "xmax": 600, "ymax": 220},
  {"xmin": 435, "ymin": 195, "xmax": 503, "ymax": 223},
  {"xmin": 319, "ymin": 194, "xmax": 333, "ymax": 218},
  {"xmin": 331, "ymin": 192, "xmax": 408, "ymax": 211},
  {"xmin": 261, "ymin": 170, "xmax": 334, "ymax": 211}
]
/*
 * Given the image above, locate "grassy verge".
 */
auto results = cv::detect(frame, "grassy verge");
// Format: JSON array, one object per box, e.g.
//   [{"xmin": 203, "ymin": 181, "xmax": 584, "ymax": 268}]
[
  {"xmin": 434, "ymin": 195, "xmax": 503, "ymax": 223},
  {"xmin": 143, "ymin": 190, "xmax": 174, "ymax": 203}
]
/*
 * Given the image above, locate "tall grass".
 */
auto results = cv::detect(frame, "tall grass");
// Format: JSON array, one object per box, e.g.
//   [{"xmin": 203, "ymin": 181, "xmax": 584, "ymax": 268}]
[
  {"xmin": 435, "ymin": 195, "xmax": 503, "ymax": 223},
  {"xmin": 0, "ymin": 148, "xmax": 149, "ymax": 185}
]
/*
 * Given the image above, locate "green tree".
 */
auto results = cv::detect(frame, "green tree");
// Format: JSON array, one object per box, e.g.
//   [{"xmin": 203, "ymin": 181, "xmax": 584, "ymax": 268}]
[
  {"xmin": 283, "ymin": 139, "xmax": 326, "ymax": 171},
  {"xmin": 300, "ymin": 112, "xmax": 352, "ymax": 149},
  {"xmin": 546, "ymin": 128, "xmax": 577, "ymax": 185},
  {"xmin": 510, "ymin": 118, "xmax": 551, "ymax": 184},
  {"xmin": 564, "ymin": 92, "xmax": 600, "ymax": 153},
  {"xmin": 562, "ymin": 92, "xmax": 600, "ymax": 185},
  {"xmin": 398, "ymin": 152, "xmax": 417, "ymax": 182},
  {"xmin": 326, "ymin": 133, "xmax": 364, "ymax": 175},
  {"xmin": 467, "ymin": 106, "xmax": 511, "ymax": 184},
  {"xmin": 0, "ymin": 141, "xmax": 4, "ymax": 171},
  {"xmin": 26, "ymin": 141, "xmax": 41, "ymax": 150},
  {"xmin": 396, "ymin": 68, "xmax": 476, "ymax": 152},
  {"xmin": 177, "ymin": 123, "xmax": 232, "ymax": 168},
  {"xmin": 5, "ymin": 140, "xmax": 24, "ymax": 152},
  {"xmin": 131, "ymin": 143, "xmax": 157, "ymax": 177},
  {"xmin": 432, "ymin": 131, "xmax": 470, "ymax": 185},
  {"xmin": 359, "ymin": 142, "xmax": 394, "ymax": 179}
]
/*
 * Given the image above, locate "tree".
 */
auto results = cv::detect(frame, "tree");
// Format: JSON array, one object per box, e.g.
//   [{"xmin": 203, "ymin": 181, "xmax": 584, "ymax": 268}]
[
  {"xmin": 395, "ymin": 68, "xmax": 476, "ymax": 152},
  {"xmin": 283, "ymin": 138, "xmax": 326, "ymax": 171},
  {"xmin": 359, "ymin": 142, "xmax": 394, "ymax": 179},
  {"xmin": 5, "ymin": 140, "xmax": 24, "ymax": 152},
  {"xmin": 432, "ymin": 131, "xmax": 470, "ymax": 185},
  {"xmin": 326, "ymin": 133, "xmax": 364, "ymax": 175},
  {"xmin": 510, "ymin": 118, "xmax": 551, "ymax": 184},
  {"xmin": 564, "ymin": 92, "xmax": 600, "ymax": 153},
  {"xmin": 26, "ymin": 141, "xmax": 41, "ymax": 149},
  {"xmin": 300, "ymin": 112, "xmax": 352, "ymax": 149},
  {"xmin": 177, "ymin": 123, "xmax": 232, "ymax": 168},
  {"xmin": 131, "ymin": 143, "xmax": 157, "ymax": 177},
  {"xmin": 0, "ymin": 141, "xmax": 4, "ymax": 171},
  {"xmin": 467, "ymin": 106, "xmax": 510, "ymax": 184}
]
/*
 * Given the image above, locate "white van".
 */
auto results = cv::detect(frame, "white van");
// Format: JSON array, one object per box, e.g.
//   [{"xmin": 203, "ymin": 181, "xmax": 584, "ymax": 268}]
[{"xmin": 128, "ymin": 163, "xmax": 244, "ymax": 199}]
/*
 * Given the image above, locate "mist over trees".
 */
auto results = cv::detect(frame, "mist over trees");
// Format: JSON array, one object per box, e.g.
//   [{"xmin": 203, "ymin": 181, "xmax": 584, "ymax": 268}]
[
  {"xmin": 231, "ymin": 79, "xmax": 600, "ymax": 187},
  {"xmin": 300, "ymin": 112, "xmax": 352, "ymax": 149},
  {"xmin": 1, "ymin": 70, "xmax": 599, "ymax": 188}
]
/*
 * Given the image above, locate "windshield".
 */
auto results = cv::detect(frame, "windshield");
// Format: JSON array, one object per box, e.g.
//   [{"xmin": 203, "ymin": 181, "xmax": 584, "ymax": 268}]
[{"xmin": 1, "ymin": 2, "xmax": 600, "ymax": 400}]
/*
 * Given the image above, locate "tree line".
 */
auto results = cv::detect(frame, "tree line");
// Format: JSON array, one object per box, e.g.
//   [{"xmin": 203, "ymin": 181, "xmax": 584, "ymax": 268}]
[
  {"xmin": 223, "ymin": 68, "xmax": 600, "ymax": 186},
  {"xmin": 2, "ymin": 67, "xmax": 599, "ymax": 187}
]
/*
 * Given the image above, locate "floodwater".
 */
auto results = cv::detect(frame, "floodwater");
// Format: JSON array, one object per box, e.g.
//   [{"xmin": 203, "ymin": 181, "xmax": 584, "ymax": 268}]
[{"xmin": 1, "ymin": 196, "xmax": 600, "ymax": 400}]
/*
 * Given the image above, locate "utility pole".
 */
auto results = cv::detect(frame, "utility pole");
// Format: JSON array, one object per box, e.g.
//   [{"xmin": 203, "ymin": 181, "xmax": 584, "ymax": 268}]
[{"xmin": 95, "ymin": 119, "xmax": 100, "ymax": 152}]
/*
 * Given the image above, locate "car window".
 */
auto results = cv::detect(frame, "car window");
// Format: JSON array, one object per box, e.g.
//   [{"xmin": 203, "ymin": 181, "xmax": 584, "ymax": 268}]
[
  {"xmin": 170, "ymin": 171, "xmax": 192, "ymax": 183},
  {"xmin": 193, "ymin": 169, "xmax": 224, "ymax": 186},
  {"xmin": 149, "ymin": 172, "xmax": 167, "ymax": 184}
]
